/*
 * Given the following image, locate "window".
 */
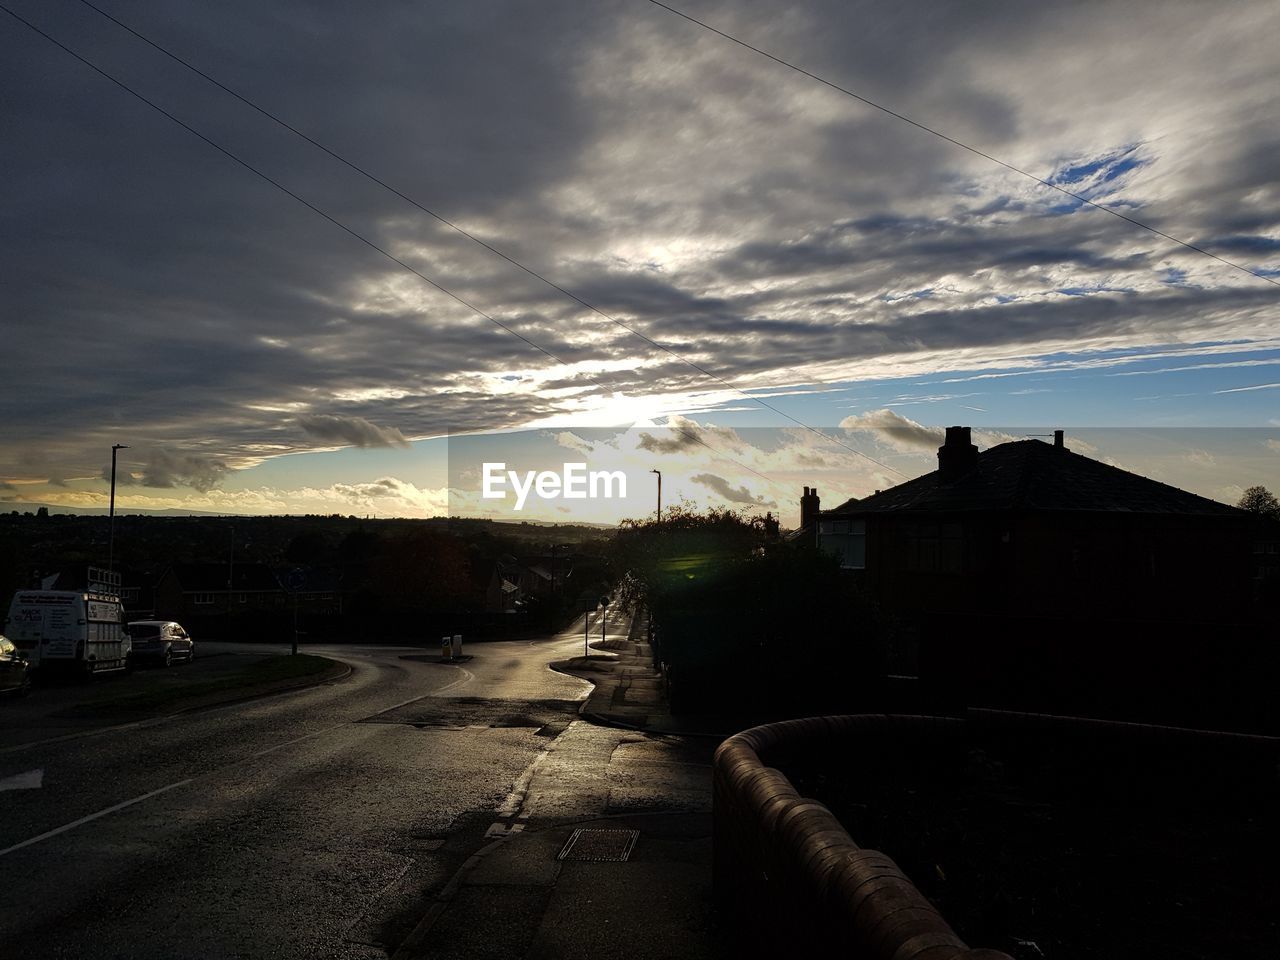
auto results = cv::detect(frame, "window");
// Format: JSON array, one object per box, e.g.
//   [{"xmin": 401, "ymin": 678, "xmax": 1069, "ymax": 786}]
[
  {"xmin": 192, "ymin": 593, "xmax": 215, "ymax": 605},
  {"xmin": 818, "ymin": 518, "xmax": 866, "ymax": 569},
  {"xmin": 901, "ymin": 522, "xmax": 964, "ymax": 573}
]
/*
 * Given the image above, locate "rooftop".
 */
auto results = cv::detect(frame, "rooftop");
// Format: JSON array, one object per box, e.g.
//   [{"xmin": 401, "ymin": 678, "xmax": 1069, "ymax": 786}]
[{"xmin": 825, "ymin": 437, "xmax": 1244, "ymax": 517}]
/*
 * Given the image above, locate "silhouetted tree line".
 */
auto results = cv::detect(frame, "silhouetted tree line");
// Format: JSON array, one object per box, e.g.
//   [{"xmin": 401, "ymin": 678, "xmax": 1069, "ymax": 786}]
[{"xmin": 0, "ymin": 512, "xmax": 610, "ymax": 641}]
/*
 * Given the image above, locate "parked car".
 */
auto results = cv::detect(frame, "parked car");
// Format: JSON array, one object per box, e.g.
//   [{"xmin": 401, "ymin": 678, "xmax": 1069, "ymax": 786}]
[
  {"xmin": 0, "ymin": 634, "xmax": 32, "ymax": 695},
  {"xmin": 126, "ymin": 621, "xmax": 194, "ymax": 667}
]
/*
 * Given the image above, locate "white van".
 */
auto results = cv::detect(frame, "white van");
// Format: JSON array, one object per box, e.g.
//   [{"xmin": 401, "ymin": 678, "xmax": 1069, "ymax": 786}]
[{"xmin": 5, "ymin": 568, "xmax": 130, "ymax": 675}]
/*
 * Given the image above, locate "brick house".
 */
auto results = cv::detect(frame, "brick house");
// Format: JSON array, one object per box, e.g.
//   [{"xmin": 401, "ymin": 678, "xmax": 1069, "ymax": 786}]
[{"xmin": 816, "ymin": 427, "xmax": 1274, "ymax": 730}]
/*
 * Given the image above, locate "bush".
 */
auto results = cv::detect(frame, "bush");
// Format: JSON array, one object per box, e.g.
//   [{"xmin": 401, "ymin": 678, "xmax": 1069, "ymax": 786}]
[{"xmin": 610, "ymin": 507, "xmax": 888, "ymax": 716}]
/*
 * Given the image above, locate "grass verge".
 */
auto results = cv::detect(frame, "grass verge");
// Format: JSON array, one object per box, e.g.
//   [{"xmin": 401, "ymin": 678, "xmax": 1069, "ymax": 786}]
[{"xmin": 54, "ymin": 654, "xmax": 343, "ymax": 718}]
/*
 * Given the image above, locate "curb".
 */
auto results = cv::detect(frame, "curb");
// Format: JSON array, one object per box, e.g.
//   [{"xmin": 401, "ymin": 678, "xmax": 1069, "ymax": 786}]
[{"xmin": 550, "ymin": 613, "xmax": 736, "ymax": 740}]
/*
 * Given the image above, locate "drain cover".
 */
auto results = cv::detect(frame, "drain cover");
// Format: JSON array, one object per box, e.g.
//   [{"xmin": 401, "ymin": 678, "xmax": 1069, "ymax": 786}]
[{"xmin": 557, "ymin": 828, "xmax": 639, "ymax": 862}]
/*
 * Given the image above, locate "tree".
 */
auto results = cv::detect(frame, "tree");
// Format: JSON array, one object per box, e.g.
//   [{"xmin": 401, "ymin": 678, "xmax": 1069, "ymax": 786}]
[
  {"xmin": 284, "ymin": 530, "xmax": 329, "ymax": 564},
  {"xmin": 606, "ymin": 506, "xmax": 888, "ymax": 715},
  {"xmin": 608, "ymin": 505, "xmax": 770, "ymax": 614},
  {"xmin": 370, "ymin": 528, "xmax": 479, "ymax": 613},
  {"xmin": 1238, "ymin": 485, "xmax": 1280, "ymax": 519}
]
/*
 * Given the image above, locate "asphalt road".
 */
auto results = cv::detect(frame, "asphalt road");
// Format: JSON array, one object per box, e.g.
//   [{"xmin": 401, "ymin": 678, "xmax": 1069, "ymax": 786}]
[{"xmin": 0, "ymin": 609, "xmax": 632, "ymax": 959}]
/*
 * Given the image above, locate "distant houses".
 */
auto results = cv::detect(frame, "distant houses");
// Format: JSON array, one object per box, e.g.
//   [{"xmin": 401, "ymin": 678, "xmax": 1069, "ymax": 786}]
[
  {"xmin": 484, "ymin": 552, "xmax": 573, "ymax": 614},
  {"xmin": 155, "ymin": 562, "xmax": 285, "ymax": 620}
]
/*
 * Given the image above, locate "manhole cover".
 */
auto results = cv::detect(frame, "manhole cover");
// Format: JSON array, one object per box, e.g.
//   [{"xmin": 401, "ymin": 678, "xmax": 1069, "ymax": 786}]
[{"xmin": 557, "ymin": 828, "xmax": 639, "ymax": 862}]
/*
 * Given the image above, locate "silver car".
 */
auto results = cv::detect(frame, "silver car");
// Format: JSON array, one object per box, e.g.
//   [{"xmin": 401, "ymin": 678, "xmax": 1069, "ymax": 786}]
[
  {"xmin": 127, "ymin": 621, "xmax": 195, "ymax": 667},
  {"xmin": 0, "ymin": 635, "xmax": 32, "ymax": 695}
]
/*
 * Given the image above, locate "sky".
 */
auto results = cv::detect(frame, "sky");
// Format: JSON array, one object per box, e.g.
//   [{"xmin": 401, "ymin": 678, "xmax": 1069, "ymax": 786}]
[{"xmin": 2, "ymin": 0, "xmax": 1278, "ymax": 525}]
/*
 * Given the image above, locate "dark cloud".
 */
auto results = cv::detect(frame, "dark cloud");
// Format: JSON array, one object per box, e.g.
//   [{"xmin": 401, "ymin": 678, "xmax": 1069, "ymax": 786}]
[
  {"xmin": 297, "ymin": 415, "xmax": 409, "ymax": 448},
  {"xmin": 840, "ymin": 409, "xmax": 942, "ymax": 452},
  {"xmin": 138, "ymin": 450, "xmax": 230, "ymax": 492},
  {"xmin": 691, "ymin": 473, "xmax": 776, "ymax": 508},
  {"xmin": 637, "ymin": 416, "xmax": 744, "ymax": 456},
  {"xmin": 637, "ymin": 430, "xmax": 699, "ymax": 455}
]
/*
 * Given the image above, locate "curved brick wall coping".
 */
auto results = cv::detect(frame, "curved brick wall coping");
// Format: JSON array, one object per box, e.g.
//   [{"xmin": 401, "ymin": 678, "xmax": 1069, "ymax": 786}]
[
  {"xmin": 714, "ymin": 711, "xmax": 1278, "ymax": 959},
  {"xmin": 714, "ymin": 714, "xmax": 1008, "ymax": 960}
]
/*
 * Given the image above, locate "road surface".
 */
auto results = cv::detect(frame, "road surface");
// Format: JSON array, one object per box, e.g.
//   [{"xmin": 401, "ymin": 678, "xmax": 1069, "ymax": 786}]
[{"xmin": 0, "ymin": 609, "xmax": 637, "ymax": 959}]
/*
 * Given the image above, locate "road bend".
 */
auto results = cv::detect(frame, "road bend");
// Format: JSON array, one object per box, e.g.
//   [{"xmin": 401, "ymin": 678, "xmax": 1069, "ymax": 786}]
[{"xmin": 0, "ymin": 608, "xmax": 632, "ymax": 959}]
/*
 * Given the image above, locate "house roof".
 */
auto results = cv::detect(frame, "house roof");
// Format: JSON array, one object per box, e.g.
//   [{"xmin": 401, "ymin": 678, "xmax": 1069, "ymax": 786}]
[
  {"xmin": 165, "ymin": 562, "xmax": 283, "ymax": 592},
  {"xmin": 824, "ymin": 439, "xmax": 1244, "ymax": 517}
]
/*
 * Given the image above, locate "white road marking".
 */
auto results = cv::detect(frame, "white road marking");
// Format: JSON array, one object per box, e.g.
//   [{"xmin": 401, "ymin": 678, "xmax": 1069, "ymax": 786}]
[
  {"xmin": 0, "ymin": 654, "xmax": 484, "ymax": 859},
  {"xmin": 0, "ymin": 656, "xmax": 355, "ymax": 757},
  {"xmin": 361, "ymin": 665, "xmax": 475, "ymax": 720},
  {"xmin": 246, "ymin": 726, "xmax": 343, "ymax": 760},
  {"xmin": 0, "ymin": 714, "xmax": 179, "ymax": 757},
  {"xmin": 0, "ymin": 778, "xmax": 194, "ymax": 858},
  {"xmin": 0, "ymin": 768, "xmax": 43, "ymax": 792}
]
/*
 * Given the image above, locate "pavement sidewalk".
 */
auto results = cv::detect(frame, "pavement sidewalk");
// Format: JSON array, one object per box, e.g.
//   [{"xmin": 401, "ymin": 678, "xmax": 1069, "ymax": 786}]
[
  {"xmin": 392, "ymin": 614, "xmax": 729, "ymax": 960},
  {"xmin": 554, "ymin": 615, "xmax": 738, "ymax": 739}
]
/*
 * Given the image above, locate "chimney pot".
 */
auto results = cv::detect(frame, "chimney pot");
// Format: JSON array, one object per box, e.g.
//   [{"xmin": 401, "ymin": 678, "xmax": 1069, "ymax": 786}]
[
  {"xmin": 799, "ymin": 486, "xmax": 821, "ymax": 529},
  {"xmin": 937, "ymin": 425, "xmax": 979, "ymax": 479},
  {"xmin": 1054, "ymin": 429, "xmax": 1065, "ymax": 448}
]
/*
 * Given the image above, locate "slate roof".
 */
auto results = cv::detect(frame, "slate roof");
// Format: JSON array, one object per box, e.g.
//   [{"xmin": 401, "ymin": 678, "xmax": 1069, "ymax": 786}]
[{"xmin": 824, "ymin": 439, "xmax": 1244, "ymax": 517}]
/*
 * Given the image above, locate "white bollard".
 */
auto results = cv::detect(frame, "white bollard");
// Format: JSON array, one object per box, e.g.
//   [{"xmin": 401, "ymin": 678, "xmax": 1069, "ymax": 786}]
[{"xmin": 451, "ymin": 634, "xmax": 462, "ymax": 659}]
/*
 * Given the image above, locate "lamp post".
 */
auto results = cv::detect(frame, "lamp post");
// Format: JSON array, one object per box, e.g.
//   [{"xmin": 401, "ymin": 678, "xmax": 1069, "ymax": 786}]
[
  {"xmin": 108, "ymin": 444, "xmax": 128, "ymax": 573},
  {"xmin": 227, "ymin": 524, "xmax": 235, "ymax": 623},
  {"xmin": 650, "ymin": 469, "xmax": 661, "ymax": 524}
]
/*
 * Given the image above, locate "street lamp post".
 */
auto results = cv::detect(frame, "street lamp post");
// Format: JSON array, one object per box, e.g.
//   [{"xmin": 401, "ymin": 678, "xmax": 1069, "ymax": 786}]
[
  {"xmin": 108, "ymin": 444, "xmax": 128, "ymax": 573},
  {"xmin": 650, "ymin": 469, "xmax": 661, "ymax": 523},
  {"xmin": 227, "ymin": 525, "xmax": 235, "ymax": 623}
]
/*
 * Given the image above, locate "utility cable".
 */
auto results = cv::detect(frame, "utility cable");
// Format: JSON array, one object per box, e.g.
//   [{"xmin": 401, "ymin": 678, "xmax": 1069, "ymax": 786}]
[
  {"xmin": 644, "ymin": 0, "xmax": 1280, "ymax": 290},
  {"xmin": 68, "ymin": 0, "xmax": 908, "ymax": 478},
  {"xmin": 0, "ymin": 3, "xmax": 780, "ymax": 490}
]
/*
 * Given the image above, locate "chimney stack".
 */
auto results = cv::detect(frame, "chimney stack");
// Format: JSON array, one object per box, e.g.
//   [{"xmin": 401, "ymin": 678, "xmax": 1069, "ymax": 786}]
[
  {"xmin": 1053, "ymin": 429, "xmax": 1065, "ymax": 449},
  {"xmin": 800, "ymin": 486, "xmax": 821, "ymax": 529},
  {"xmin": 937, "ymin": 426, "xmax": 978, "ymax": 480}
]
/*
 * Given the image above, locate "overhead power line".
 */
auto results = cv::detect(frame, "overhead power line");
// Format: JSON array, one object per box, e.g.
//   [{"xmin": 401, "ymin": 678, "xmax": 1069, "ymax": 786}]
[
  {"xmin": 67, "ymin": 0, "xmax": 907, "ymax": 480},
  {"xmin": 644, "ymin": 0, "xmax": 1280, "ymax": 290},
  {"xmin": 0, "ymin": 2, "xmax": 781, "ymax": 488}
]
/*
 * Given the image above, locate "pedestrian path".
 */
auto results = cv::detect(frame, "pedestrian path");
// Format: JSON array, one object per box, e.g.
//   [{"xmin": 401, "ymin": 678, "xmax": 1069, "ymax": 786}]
[
  {"xmin": 556, "ymin": 613, "xmax": 738, "ymax": 738},
  {"xmin": 394, "ymin": 613, "xmax": 727, "ymax": 960}
]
